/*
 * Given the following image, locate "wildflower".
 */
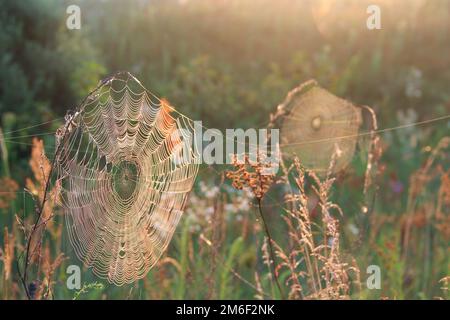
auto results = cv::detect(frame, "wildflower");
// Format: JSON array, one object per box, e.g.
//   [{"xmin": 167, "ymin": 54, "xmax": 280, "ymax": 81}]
[
  {"xmin": 405, "ymin": 67, "xmax": 423, "ymax": 98},
  {"xmin": 389, "ymin": 174, "xmax": 404, "ymax": 194},
  {"xmin": 28, "ymin": 282, "xmax": 37, "ymax": 300}
]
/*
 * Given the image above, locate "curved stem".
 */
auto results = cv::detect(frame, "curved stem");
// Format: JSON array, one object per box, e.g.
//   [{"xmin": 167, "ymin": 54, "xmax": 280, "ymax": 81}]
[
  {"xmin": 257, "ymin": 199, "xmax": 285, "ymax": 300},
  {"xmin": 17, "ymin": 75, "xmax": 113, "ymax": 300}
]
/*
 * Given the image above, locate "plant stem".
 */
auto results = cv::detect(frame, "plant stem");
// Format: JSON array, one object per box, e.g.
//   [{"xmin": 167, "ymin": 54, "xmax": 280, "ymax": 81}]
[
  {"xmin": 257, "ymin": 199, "xmax": 285, "ymax": 300},
  {"xmin": 17, "ymin": 75, "xmax": 113, "ymax": 300},
  {"xmin": 0, "ymin": 127, "xmax": 10, "ymax": 177}
]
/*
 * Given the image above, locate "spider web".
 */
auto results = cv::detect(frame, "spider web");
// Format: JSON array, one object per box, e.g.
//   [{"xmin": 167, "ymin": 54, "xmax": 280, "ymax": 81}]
[
  {"xmin": 55, "ymin": 73, "xmax": 199, "ymax": 286},
  {"xmin": 280, "ymin": 83, "xmax": 362, "ymax": 174}
]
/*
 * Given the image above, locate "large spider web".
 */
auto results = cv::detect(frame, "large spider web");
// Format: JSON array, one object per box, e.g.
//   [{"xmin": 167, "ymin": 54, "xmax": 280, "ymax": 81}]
[{"xmin": 55, "ymin": 73, "xmax": 199, "ymax": 286}]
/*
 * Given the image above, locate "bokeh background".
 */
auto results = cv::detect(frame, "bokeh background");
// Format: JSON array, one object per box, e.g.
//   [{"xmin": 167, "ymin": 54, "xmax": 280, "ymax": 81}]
[{"xmin": 0, "ymin": 0, "xmax": 449, "ymax": 299}]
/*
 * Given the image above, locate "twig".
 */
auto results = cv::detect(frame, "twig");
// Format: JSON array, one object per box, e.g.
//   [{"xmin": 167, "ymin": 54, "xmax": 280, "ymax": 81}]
[
  {"xmin": 17, "ymin": 74, "xmax": 116, "ymax": 299},
  {"xmin": 256, "ymin": 199, "xmax": 286, "ymax": 300}
]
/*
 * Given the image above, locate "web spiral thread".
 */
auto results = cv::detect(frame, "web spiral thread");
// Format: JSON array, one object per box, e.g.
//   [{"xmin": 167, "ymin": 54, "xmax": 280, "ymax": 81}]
[
  {"xmin": 280, "ymin": 84, "xmax": 362, "ymax": 174},
  {"xmin": 55, "ymin": 73, "xmax": 199, "ymax": 285}
]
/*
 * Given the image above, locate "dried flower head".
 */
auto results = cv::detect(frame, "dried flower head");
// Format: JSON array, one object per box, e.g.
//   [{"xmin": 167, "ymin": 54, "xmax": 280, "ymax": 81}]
[
  {"xmin": 226, "ymin": 153, "xmax": 275, "ymax": 199},
  {"xmin": 2, "ymin": 227, "xmax": 15, "ymax": 280},
  {"xmin": 0, "ymin": 177, "xmax": 19, "ymax": 210}
]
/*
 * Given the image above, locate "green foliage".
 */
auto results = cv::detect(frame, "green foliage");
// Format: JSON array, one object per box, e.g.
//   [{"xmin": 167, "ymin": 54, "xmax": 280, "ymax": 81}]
[
  {"xmin": 219, "ymin": 236, "xmax": 244, "ymax": 299},
  {"xmin": 0, "ymin": 0, "xmax": 449, "ymax": 300},
  {"xmin": 72, "ymin": 282, "xmax": 105, "ymax": 300},
  {"xmin": 175, "ymin": 219, "xmax": 190, "ymax": 299}
]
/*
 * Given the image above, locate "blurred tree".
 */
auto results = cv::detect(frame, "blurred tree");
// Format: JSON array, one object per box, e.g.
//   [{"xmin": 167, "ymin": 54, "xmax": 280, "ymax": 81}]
[
  {"xmin": 0, "ymin": 0, "xmax": 105, "ymax": 127},
  {"xmin": 0, "ymin": 0, "xmax": 105, "ymax": 172}
]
